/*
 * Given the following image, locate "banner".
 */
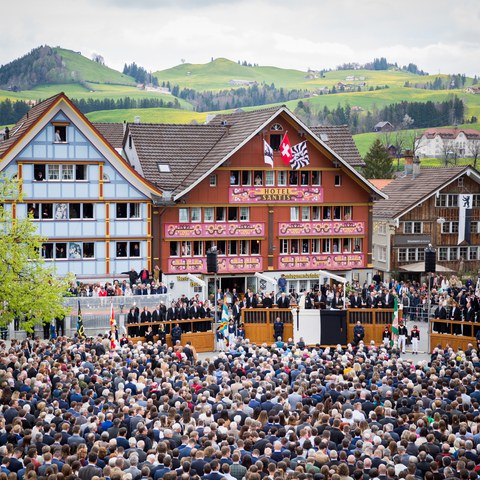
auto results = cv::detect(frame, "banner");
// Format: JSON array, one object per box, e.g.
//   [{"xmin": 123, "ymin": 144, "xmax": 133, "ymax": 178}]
[{"xmin": 458, "ymin": 194, "xmax": 473, "ymax": 245}]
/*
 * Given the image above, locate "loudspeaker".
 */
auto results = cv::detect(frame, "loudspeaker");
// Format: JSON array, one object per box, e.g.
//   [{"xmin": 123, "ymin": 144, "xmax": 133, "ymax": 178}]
[
  {"xmin": 206, "ymin": 251, "xmax": 218, "ymax": 273},
  {"xmin": 424, "ymin": 250, "xmax": 436, "ymax": 273}
]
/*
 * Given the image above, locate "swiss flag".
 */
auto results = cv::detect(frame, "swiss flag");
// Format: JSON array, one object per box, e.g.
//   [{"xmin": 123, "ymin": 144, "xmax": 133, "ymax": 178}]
[{"xmin": 280, "ymin": 133, "xmax": 292, "ymax": 166}]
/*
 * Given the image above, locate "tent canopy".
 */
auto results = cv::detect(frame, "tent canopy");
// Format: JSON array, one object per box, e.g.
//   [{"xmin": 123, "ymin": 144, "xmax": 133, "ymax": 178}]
[{"xmin": 399, "ymin": 262, "xmax": 454, "ymax": 273}]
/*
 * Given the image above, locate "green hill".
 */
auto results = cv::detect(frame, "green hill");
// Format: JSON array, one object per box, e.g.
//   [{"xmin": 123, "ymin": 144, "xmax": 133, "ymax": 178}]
[
  {"xmin": 0, "ymin": 45, "xmax": 136, "ymax": 91},
  {"xmin": 154, "ymin": 58, "xmax": 428, "ymax": 92}
]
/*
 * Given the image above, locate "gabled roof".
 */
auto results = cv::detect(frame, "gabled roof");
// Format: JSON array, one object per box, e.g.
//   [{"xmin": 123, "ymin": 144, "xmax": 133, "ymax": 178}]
[
  {"xmin": 0, "ymin": 92, "xmax": 162, "ymax": 198},
  {"xmin": 309, "ymin": 125, "xmax": 365, "ymax": 167},
  {"xmin": 0, "ymin": 94, "xmax": 61, "ymax": 158},
  {"xmin": 126, "ymin": 105, "xmax": 386, "ymax": 200},
  {"xmin": 93, "ymin": 122, "xmax": 126, "ymax": 149},
  {"xmin": 127, "ymin": 123, "xmax": 227, "ymax": 191},
  {"xmin": 421, "ymin": 128, "xmax": 480, "ymax": 140},
  {"xmin": 373, "ymin": 166, "xmax": 480, "ymax": 219}
]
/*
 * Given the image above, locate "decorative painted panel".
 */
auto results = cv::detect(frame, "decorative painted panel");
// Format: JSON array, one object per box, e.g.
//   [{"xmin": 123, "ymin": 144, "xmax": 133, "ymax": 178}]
[
  {"xmin": 164, "ymin": 222, "xmax": 265, "ymax": 239},
  {"xmin": 278, "ymin": 253, "xmax": 365, "ymax": 270},
  {"xmin": 279, "ymin": 221, "xmax": 365, "ymax": 236},
  {"xmin": 168, "ymin": 256, "xmax": 263, "ymax": 273},
  {"xmin": 229, "ymin": 186, "xmax": 323, "ymax": 203}
]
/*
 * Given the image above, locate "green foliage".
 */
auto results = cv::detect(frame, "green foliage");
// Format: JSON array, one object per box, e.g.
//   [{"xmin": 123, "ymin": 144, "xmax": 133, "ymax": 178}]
[
  {"xmin": 0, "ymin": 176, "xmax": 70, "ymax": 332},
  {"xmin": 363, "ymin": 139, "xmax": 395, "ymax": 179},
  {"xmin": 0, "ymin": 46, "xmax": 136, "ymax": 92}
]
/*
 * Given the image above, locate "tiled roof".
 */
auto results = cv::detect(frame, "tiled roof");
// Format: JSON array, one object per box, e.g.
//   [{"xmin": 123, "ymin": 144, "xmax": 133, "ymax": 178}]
[
  {"xmin": 0, "ymin": 93, "xmax": 63, "ymax": 158},
  {"xmin": 369, "ymin": 179, "xmax": 395, "ymax": 190},
  {"xmin": 310, "ymin": 125, "xmax": 365, "ymax": 167},
  {"xmin": 373, "ymin": 166, "xmax": 470, "ymax": 219},
  {"xmin": 127, "ymin": 123, "xmax": 227, "ymax": 192},
  {"xmin": 93, "ymin": 123, "xmax": 126, "ymax": 149},
  {"xmin": 422, "ymin": 128, "xmax": 480, "ymax": 140},
  {"xmin": 128, "ymin": 106, "xmax": 282, "ymax": 195}
]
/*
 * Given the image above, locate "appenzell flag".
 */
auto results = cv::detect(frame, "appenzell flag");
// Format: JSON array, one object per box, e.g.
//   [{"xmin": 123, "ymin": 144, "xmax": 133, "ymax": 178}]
[{"xmin": 280, "ymin": 133, "xmax": 292, "ymax": 166}]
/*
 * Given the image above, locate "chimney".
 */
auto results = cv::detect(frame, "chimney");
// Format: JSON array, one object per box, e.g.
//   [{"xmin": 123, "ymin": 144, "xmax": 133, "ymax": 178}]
[
  {"xmin": 404, "ymin": 149, "xmax": 413, "ymax": 175},
  {"xmin": 134, "ymin": 116, "xmax": 141, "ymax": 124},
  {"xmin": 412, "ymin": 157, "xmax": 421, "ymax": 178},
  {"xmin": 4, "ymin": 127, "xmax": 9, "ymax": 140},
  {"xmin": 123, "ymin": 120, "xmax": 127, "ymax": 134}
]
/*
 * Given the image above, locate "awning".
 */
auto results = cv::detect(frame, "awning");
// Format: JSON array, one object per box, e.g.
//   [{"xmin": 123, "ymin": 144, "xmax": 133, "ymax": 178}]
[{"xmin": 399, "ymin": 262, "xmax": 454, "ymax": 273}]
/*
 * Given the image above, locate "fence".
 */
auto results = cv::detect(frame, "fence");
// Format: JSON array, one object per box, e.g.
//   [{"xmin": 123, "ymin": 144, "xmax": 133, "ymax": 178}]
[
  {"xmin": 241, "ymin": 309, "xmax": 293, "ymax": 345},
  {"xmin": 347, "ymin": 308, "xmax": 394, "ymax": 344},
  {"xmin": 430, "ymin": 319, "xmax": 479, "ymax": 352}
]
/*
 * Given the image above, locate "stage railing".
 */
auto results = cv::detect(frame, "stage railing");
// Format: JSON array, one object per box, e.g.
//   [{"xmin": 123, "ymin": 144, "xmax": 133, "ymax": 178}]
[
  {"xmin": 346, "ymin": 308, "xmax": 394, "ymax": 345},
  {"xmin": 241, "ymin": 308, "xmax": 293, "ymax": 345},
  {"xmin": 430, "ymin": 319, "xmax": 478, "ymax": 352},
  {"xmin": 126, "ymin": 318, "xmax": 214, "ymax": 352}
]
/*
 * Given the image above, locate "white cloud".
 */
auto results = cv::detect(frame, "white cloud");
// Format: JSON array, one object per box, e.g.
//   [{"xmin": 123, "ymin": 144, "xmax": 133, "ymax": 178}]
[{"xmin": 0, "ymin": 0, "xmax": 478, "ymax": 76}]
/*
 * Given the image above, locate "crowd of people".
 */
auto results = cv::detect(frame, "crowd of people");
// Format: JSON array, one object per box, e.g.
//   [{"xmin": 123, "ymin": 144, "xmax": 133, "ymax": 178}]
[{"xmin": 4, "ymin": 307, "xmax": 480, "ymax": 480}]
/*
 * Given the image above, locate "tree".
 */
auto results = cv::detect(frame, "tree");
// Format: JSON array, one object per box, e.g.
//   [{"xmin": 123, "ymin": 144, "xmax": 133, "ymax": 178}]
[
  {"xmin": 441, "ymin": 140, "xmax": 459, "ymax": 166},
  {"xmin": 0, "ymin": 176, "xmax": 70, "ymax": 332},
  {"xmin": 469, "ymin": 139, "xmax": 480, "ymax": 169},
  {"xmin": 363, "ymin": 139, "xmax": 395, "ymax": 179}
]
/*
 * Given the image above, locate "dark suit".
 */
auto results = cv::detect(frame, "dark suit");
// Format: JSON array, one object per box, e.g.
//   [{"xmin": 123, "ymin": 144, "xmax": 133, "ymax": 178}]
[
  {"xmin": 276, "ymin": 296, "xmax": 290, "ymax": 308},
  {"xmin": 167, "ymin": 307, "xmax": 178, "ymax": 321},
  {"xmin": 382, "ymin": 293, "xmax": 394, "ymax": 308},
  {"xmin": 78, "ymin": 464, "xmax": 103, "ymax": 480},
  {"xmin": 349, "ymin": 295, "xmax": 363, "ymax": 308}
]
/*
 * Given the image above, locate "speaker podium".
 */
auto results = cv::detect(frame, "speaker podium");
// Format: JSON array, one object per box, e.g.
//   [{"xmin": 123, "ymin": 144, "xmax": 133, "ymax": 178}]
[{"xmin": 293, "ymin": 308, "xmax": 347, "ymax": 346}]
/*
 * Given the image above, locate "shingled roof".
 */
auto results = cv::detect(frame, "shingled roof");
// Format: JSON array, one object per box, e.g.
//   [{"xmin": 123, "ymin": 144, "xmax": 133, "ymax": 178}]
[
  {"xmin": 127, "ymin": 105, "xmax": 384, "ymax": 200},
  {"xmin": 310, "ymin": 125, "xmax": 365, "ymax": 167},
  {"xmin": 0, "ymin": 94, "xmax": 62, "ymax": 158},
  {"xmin": 94, "ymin": 123, "xmax": 126, "ymax": 149},
  {"xmin": 373, "ymin": 166, "xmax": 477, "ymax": 219},
  {"xmin": 127, "ymin": 123, "xmax": 227, "ymax": 192},
  {"xmin": 127, "ymin": 106, "xmax": 282, "ymax": 195}
]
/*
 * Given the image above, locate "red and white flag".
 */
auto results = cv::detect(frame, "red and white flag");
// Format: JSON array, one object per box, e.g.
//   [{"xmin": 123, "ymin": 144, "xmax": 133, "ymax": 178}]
[
  {"xmin": 110, "ymin": 302, "xmax": 117, "ymax": 349},
  {"xmin": 280, "ymin": 133, "xmax": 292, "ymax": 166}
]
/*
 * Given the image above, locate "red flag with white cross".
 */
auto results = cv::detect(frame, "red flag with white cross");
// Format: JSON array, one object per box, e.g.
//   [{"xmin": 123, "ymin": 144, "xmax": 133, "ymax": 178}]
[{"xmin": 280, "ymin": 133, "xmax": 292, "ymax": 166}]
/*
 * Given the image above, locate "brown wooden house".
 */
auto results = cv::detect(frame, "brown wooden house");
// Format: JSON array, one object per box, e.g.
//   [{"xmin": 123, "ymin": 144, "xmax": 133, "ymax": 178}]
[{"xmin": 373, "ymin": 161, "xmax": 480, "ymax": 277}]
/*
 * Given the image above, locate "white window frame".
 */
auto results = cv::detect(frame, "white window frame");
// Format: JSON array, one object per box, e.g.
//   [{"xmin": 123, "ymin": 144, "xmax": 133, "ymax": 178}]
[
  {"xmin": 442, "ymin": 221, "xmax": 459, "ymax": 234},
  {"xmin": 301, "ymin": 206, "xmax": 310, "ymax": 221},
  {"xmin": 403, "ymin": 221, "xmax": 423, "ymax": 234},
  {"xmin": 204, "ymin": 207, "xmax": 214, "ymax": 223},
  {"xmin": 240, "ymin": 207, "xmax": 249, "ymax": 222},
  {"xmin": 209, "ymin": 174, "xmax": 217, "ymax": 187},
  {"xmin": 280, "ymin": 239, "xmax": 288, "ymax": 254},
  {"xmin": 265, "ymin": 170, "xmax": 275, "ymax": 186},
  {"xmin": 191, "ymin": 207, "xmax": 201, "ymax": 223},
  {"xmin": 278, "ymin": 171, "xmax": 287, "ymax": 186},
  {"xmin": 179, "ymin": 208, "xmax": 189, "ymax": 223},
  {"xmin": 290, "ymin": 207, "xmax": 300, "ymax": 221}
]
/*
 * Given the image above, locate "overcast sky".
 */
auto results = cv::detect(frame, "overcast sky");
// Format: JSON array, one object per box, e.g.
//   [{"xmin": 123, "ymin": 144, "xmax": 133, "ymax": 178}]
[{"xmin": 2, "ymin": 0, "xmax": 479, "ymax": 76}]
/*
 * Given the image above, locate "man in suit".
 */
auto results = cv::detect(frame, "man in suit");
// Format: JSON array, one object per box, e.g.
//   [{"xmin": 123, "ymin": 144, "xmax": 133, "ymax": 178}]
[
  {"xmin": 232, "ymin": 300, "xmax": 242, "ymax": 324},
  {"xmin": 349, "ymin": 291, "xmax": 363, "ymax": 308},
  {"xmin": 450, "ymin": 302, "xmax": 462, "ymax": 335},
  {"xmin": 167, "ymin": 302, "xmax": 178, "ymax": 321},
  {"xmin": 78, "ymin": 453, "xmax": 103, "ymax": 480},
  {"xmin": 382, "ymin": 289, "xmax": 395, "ymax": 308},
  {"xmin": 276, "ymin": 292, "xmax": 290, "ymax": 308},
  {"xmin": 273, "ymin": 317, "xmax": 284, "ymax": 341}
]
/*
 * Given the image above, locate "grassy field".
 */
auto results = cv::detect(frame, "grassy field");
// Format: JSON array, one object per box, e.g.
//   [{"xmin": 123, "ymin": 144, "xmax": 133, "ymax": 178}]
[
  {"xmin": 0, "ymin": 83, "xmax": 193, "ymax": 109},
  {"xmin": 353, "ymin": 123, "xmax": 480, "ymax": 157},
  {"xmin": 154, "ymin": 58, "xmax": 422, "ymax": 91},
  {"xmin": 86, "ymin": 107, "xmax": 208, "ymax": 124},
  {"xmin": 53, "ymin": 48, "xmax": 136, "ymax": 86}
]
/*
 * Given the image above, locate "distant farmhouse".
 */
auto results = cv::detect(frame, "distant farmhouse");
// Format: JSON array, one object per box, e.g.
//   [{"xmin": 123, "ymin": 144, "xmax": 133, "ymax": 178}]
[
  {"xmin": 416, "ymin": 128, "xmax": 480, "ymax": 158},
  {"xmin": 465, "ymin": 86, "xmax": 480, "ymax": 94},
  {"xmin": 374, "ymin": 121, "xmax": 394, "ymax": 133},
  {"xmin": 229, "ymin": 79, "xmax": 258, "ymax": 87}
]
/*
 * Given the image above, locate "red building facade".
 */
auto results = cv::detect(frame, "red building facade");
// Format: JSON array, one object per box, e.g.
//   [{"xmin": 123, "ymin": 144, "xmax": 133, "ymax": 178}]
[{"xmin": 125, "ymin": 107, "xmax": 384, "ymax": 296}]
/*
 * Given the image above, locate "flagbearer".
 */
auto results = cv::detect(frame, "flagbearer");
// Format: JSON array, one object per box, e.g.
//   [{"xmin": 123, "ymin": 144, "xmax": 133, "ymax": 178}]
[
  {"xmin": 398, "ymin": 321, "xmax": 408, "ymax": 354},
  {"xmin": 77, "ymin": 300, "xmax": 86, "ymax": 340},
  {"xmin": 410, "ymin": 324, "xmax": 420, "ymax": 354},
  {"xmin": 227, "ymin": 318, "xmax": 236, "ymax": 346},
  {"xmin": 216, "ymin": 326, "xmax": 226, "ymax": 351}
]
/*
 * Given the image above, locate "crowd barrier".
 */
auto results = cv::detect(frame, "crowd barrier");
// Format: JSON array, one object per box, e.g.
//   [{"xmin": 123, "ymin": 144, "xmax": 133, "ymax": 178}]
[
  {"xmin": 241, "ymin": 308, "xmax": 294, "ymax": 345},
  {"xmin": 126, "ymin": 318, "xmax": 214, "ymax": 352},
  {"xmin": 430, "ymin": 319, "xmax": 479, "ymax": 352}
]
